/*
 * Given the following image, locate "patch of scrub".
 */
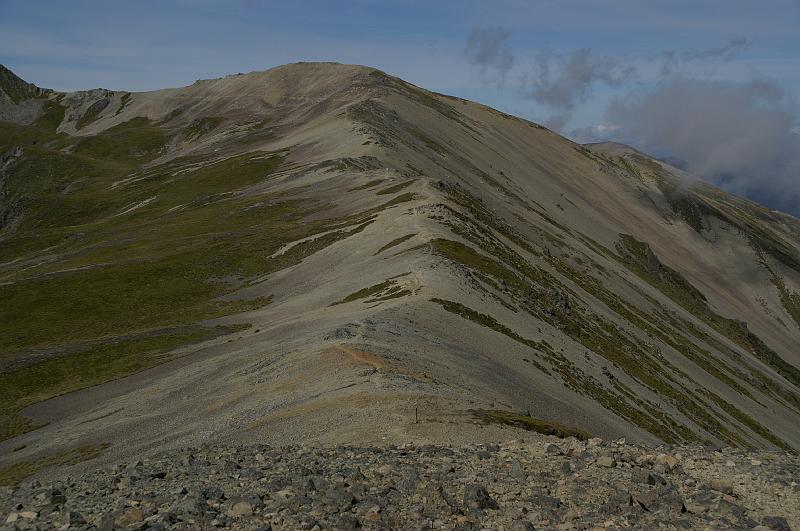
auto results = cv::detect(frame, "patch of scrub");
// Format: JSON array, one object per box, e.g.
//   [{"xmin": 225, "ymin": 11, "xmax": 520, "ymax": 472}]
[
  {"xmin": 376, "ymin": 179, "xmax": 416, "ymax": 195},
  {"xmin": 185, "ymin": 117, "xmax": 222, "ymax": 139},
  {"xmin": 333, "ymin": 277, "xmax": 412, "ymax": 306},
  {"xmin": 115, "ymin": 93, "xmax": 132, "ymax": 116},
  {"xmin": 374, "ymin": 234, "xmax": 416, "ymax": 255},
  {"xmin": 0, "ymin": 325, "xmax": 246, "ymax": 441},
  {"xmin": 350, "ymin": 179, "xmax": 383, "ymax": 191},
  {"xmin": 616, "ymin": 233, "xmax": 800, "ymax": 392},
  {"xmin": 471, "ymin": 409, "xmax": 592, "ymax": 440},
  {"xmin": 75, "ymin": 98, "xmax": 110, "ymax": 130},
  {"xmin": 0, "ymin": 444, "xmax": 109, "ymax": 486}
]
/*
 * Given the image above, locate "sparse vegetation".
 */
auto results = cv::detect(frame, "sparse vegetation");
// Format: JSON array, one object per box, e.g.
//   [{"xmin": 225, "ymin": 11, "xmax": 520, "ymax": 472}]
[
  {"xmin": 350, "ymin": 179, "xmax": 383, "ymax": 191},
  {"xmin": 74, "ymin": 117, "xmax": 168, "ymax": 161},
  {"xmin": 376, "ymin": 179, "xmax": 415, "ymax": 195},
  {"xmin": 76, "ymin": 97, "xmax": 110, "ymax": 130},
  {"xmin": 0, "ymin": 444, "xmax": 109, "ymax": 486},
  {"xmin": 0, "ymin": 326, "xmax": 245, "ymax": 441},
  {"xmin": 115, "ymin": 92, "xmax": 132, "ymax": 115},
  {"xmin": 333, "ymin": 277, "xmax": 411, "ymax": 305},
  {"xmin": 0, "ymin": 108, "xmax": 406, "ymax": 443},
  {"xmin": 471, "ymin": 409, "xmax": 592, "ymax": 440},
  {"xmin": 616, "ymin": 233, "xmax": 800, "ymax": 392},
  {"xmin": 375, "ymin": 234, "xmax": 416, "ymax": 255},
  {"xmin": 185, "ymin": 116, "xmax": 222, "ymax": 139},
  {"xmin": 33, "ymin": 99, "xmax": 66, "ymax": 130}
]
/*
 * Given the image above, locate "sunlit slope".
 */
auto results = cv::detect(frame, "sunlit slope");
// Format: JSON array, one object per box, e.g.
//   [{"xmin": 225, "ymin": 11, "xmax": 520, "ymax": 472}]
[{"xmin": 1, "ymin": 62, "xmax": 799, "ymax": 462}]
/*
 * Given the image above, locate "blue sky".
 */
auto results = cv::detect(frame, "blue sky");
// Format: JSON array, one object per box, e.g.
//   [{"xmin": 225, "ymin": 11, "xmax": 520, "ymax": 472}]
[{"xmin": 2, "ymin": 0, "xmax": 800, "ymax": 213}]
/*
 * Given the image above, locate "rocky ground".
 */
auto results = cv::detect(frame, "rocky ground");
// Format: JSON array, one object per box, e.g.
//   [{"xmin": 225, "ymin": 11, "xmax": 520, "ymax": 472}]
[{"xmin": 1, "ymin": 436, "xmax": 798, "ymax": 530}]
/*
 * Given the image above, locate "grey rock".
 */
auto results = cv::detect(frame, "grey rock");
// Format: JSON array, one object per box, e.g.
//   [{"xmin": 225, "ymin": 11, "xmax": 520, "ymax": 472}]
[
  {"xmin": 463, "ymin": 485, "xmax": 499, "ymax": 510},
  {"xmin": 762, "ymin": 515, "xmax": 791, "ymax": 531},
  {"xmin": 710, "ymin": 479, "xmax": 734, "ymax": 495},
  {"xmin": 510, "ymin": 460, "xmax": 526, "ymax": 480}
]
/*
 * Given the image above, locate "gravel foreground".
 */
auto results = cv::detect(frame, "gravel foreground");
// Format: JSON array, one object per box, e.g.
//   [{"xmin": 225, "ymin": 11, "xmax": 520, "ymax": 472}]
[{"xmin": 2, "ymin": 438, "xmax": 799, "ymax": 530}]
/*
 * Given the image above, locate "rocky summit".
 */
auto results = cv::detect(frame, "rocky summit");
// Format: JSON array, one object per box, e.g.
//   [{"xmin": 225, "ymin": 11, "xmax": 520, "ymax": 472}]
[
  {"xmin": 2, "ymin": 437, "xmax": 799, "ymax": 530},
  {"xmin": 1, "ymin": 61, "xmax": 800, "ymax": 528}
]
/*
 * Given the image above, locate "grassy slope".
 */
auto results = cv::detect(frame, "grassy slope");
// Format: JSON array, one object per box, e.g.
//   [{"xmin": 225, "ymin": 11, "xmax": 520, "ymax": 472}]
[{"xmin": 0, "ymin": 109, "xmax": 370, "ymax": 441}]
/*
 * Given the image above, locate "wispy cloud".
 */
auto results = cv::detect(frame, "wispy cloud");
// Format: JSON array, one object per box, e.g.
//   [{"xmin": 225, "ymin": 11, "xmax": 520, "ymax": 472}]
[
  {"xmin": 521, "ymin": 48, "xmax": 636, "ymax": 130},
  {"xmin": 464, "ymin": 26, "xmax": 514, "ymax": 83},
  {"xmin": 657, "ymin": 37, "xmax": 750, "ymax": 76}
]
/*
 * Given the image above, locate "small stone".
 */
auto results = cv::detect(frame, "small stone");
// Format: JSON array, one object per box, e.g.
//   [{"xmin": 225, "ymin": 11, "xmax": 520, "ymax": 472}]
[
  {"xmin": 545, "ymin": 443, "xmax": 561, "ymax": 455},
  {"xmin": 49, "ymin": 491, "xmax": 67, "ymax": 505},
  {"xmin": 5, "ymin": 513, "xmax": 18, "ymax": 524},
  {"xmin": 631, "ymin": 469, "xmax": 663, "ymax": 485},
  {"xmin": 19, "ymin": 511, "xmax": 38, "ymax": 520},
  {"xmin": 635, "ymin": 490, "xmax": 657, "ymax": 511},
  {"xmin": 655, "ymin": 454, "xmax": 679, "ymax": 472},
  {"xmin": 119, "ymin": 507, "xmax": 144, "ymax": 525},
  {"xmin": 685, "ymin": 502, "xmax": 708, "ymax": 514},
  {"xmin": 710, "ymin": 479, "xmax": 734, "ymax": 495},
  {"xmin": 762, "ymin": 516, "xmax": 791, "ymax": 531},
  {"xmin": 67, "ymin": 511, "xmax": 86, "ymax": 525},
  {"xmin": 596, "ymin": 456, "xmax": 616, "ymax": 468},
  {"xmin": 510, "ymin": 460, "xmax": 526, "ymax": 480},
  {"xmin": 463, "ymin": 484, "xmax": 499, "ymax": 510},
  {"xmin": 750, "ymin": 459, "xmax": 762, "ymax": 466},
  {"xmin": 273, "ymin": 489, "xmax": 295, "ymax": 502},
  {"xmin": 230, "ymin": 501, "xmax": 253, "ymax": 516}
]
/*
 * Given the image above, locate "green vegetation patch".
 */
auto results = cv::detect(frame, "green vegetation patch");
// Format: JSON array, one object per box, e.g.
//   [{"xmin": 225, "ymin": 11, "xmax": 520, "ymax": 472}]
[
  {"xmin": 74, "ymin": 117, "xmax": 168, "ymax": 162},
  {"xmin": 0, "ymin": 114, "xmax": 390, "ymax": 443},
  {"xmin": 616, "ymin": 234, "xmax": 707, "ymax": 306},
  {"xmin": 76, "ymin": 98, "xmax": 110, "ymax": 130},
  {"xmin": 374, "ymin": 192, "xmax": 416, "ymax": 210},
  {"xmin": 701, "ymin": 389, "xmax": 792, "ymax": 451},
  {"xmin": 185, "ymin": 116, "xmax": 222, "ymax": 139},
  {"xmin": 0, "ymin": 444, "xmax": 109, "ymax": 486},
  {"xmin": 430, "ymin": 298, "xmax": 550, "ymax": 374},
  {"xmin": 471, "ymin": 409, "xmax": 592, "ymax": 440},
  {"xmin": 33, "ymin": 100, "xmax": 66, "ymax": 131},
  {"xmin": 653, "ymin": 174, "xmax": 706, "ymax": 233},
  {"xmin": 115, "ymin": 93, "xmax": 132, "ymax": 116},
  {"xmin": 332, "ymin": 277, "xmax": 411, "ymax": 305},
  {"xmin": 350, "ymin": 179, "xmax": 383, "ymax": 191},
  {"xmin": 771, "ymin": 276, "xmax": 800, "ymax": 330},
  {"xmin": 376, "ymin": 179, "xmax": 416, "ymax": 195},
  {"xmin": 616, "ymin": 233, "xmax": 800, "ymax": 391},
  {"xmin": 428, "ymin": 193, "xmax": 740, "ymax": 445},
  {"xmin": 374, "ymin": 233, "xmax": 416, "ymax": 255},
  {"xmin": 0, "ymin": 325, "xmax": 244, "ymax": 441}
]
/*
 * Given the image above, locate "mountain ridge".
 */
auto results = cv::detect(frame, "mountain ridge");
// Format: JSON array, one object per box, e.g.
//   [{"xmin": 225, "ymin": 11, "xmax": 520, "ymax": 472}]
[{"xmin": 1, "ymin": 62, "xmax": 800, "ymax": 479}]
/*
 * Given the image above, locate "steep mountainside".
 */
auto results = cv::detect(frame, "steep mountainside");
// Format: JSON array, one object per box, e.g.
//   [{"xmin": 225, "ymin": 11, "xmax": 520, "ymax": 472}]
[{"xmin": 1, "ymin": 63, "xmax": 800, "ymax": 475}]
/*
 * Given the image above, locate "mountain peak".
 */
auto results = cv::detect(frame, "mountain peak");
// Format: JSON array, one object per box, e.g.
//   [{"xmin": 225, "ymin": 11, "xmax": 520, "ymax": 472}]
[
  {"xmin": 2, "ymin": 63, "xmax": 800, "ymax": 465},
  {"xmin": 0, "ymin": 64, "xmax": 48, "ymax": 103}
]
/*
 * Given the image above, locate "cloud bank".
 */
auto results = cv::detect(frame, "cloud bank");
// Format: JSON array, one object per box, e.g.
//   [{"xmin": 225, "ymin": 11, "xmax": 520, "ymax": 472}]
[{"xmin": 607, "ymin": 78, "xmax": 800, "ymax": 216}]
